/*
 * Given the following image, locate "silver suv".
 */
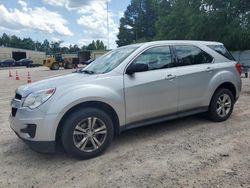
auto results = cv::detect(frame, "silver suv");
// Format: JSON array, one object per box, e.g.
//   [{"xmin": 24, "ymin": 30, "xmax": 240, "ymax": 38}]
[{"xmin": 10, "ymin": 41, "xmax": 242, "ymax": 159}]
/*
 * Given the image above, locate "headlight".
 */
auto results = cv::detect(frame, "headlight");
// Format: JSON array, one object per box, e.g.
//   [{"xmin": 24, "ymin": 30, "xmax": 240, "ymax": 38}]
[{"xmin": 23, "ymin": 88, "xmax": 55, "ymax": 109}]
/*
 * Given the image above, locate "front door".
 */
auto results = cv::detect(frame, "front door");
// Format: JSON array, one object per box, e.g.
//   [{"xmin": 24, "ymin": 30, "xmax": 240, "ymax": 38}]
[{"xmin": 124, "ymin": 46, "xmax": 178, "ymax": 124}]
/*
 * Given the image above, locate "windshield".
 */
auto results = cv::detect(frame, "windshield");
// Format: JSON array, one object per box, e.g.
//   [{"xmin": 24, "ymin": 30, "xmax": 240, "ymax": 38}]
[
  {"xmin": 207, "ymin": 45, "xmax": 235, "ymax": 61},
  {"xmin": 81, "ymin": 45, "xmax": 140, "ymax": 74}
]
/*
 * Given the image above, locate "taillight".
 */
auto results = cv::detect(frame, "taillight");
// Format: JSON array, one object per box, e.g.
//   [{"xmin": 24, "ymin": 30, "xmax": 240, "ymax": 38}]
[{"xmin": 235, "ymin": 63, "xmax": 241, "ymax": 74}]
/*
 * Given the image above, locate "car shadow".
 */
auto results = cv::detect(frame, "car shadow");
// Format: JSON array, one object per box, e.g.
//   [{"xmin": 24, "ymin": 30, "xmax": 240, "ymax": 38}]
[
  {"xmin": 110, "ymin": 114, "xmax": 211, "ymax": 149},
  {"xmin": 5, "ymin": 113, "xmax": 212, "ymax": 163}
]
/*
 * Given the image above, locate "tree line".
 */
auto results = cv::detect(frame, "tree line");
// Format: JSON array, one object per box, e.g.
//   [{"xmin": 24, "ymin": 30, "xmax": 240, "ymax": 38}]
[
  {"xmin": 117, "ymin": 0, "xmax": 250, "ymax": 51},
  {"xmin": 0, "ymin": 33, "xmax": 106, "ymax": 54}
]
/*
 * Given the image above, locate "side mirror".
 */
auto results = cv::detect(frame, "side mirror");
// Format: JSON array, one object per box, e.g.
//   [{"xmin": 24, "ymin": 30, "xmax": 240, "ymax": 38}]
[{"xmin": 126, "ymin": 63, "xmax": 149, "ymax": 75}]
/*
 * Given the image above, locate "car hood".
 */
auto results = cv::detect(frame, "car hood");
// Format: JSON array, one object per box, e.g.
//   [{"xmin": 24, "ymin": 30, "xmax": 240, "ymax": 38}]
[{"xmin": 16, "ymin": 73, "xmax": 98, "ymax": 97}]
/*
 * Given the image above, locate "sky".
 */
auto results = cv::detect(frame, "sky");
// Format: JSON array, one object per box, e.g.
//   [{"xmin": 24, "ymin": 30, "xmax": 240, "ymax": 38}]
[{"xmin": 0, "ymin": 0, "xmax": 131, "ymax": 49}]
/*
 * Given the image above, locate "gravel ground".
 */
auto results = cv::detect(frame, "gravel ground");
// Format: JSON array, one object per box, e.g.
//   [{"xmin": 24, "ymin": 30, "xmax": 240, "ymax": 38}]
[{"xmin": 0, "ymin": 67, "xmax": 249, "ymax": 188}]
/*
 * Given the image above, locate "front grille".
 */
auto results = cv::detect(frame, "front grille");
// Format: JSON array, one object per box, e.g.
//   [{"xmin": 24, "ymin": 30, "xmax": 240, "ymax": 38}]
[
  {"xmin": 12, "ymin": 108, "xmax": 17, "ymax": 117},
  {"xmin": 15, "ymin": 93, "xmax": 22, "ymax": 100}
]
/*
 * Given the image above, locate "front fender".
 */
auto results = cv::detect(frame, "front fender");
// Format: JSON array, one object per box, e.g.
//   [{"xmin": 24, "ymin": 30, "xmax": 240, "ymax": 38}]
[{"xmin": 38, "ymin": 84, "xmax": 125, "ymax": 140}]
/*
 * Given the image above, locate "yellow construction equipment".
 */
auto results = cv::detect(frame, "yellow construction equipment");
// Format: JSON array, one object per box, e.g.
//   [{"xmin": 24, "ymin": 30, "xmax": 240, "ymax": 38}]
[{"xmin": 43, "ymin": 53, "xmax": 78, "ymax": 70}]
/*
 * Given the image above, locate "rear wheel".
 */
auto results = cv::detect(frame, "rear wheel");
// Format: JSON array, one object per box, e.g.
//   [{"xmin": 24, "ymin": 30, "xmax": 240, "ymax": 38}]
[
  {"xmin": 50, "ymin": 63, "xmax": 60, "ymax": 70},
  {"xmin": 64, "ymin": 62, "xmax": 73, "ymax": 69},
  {"xmin": 208, "ymin": 88, "xmax": 234, "ymax": 122},
  {"xmin": 61, "ymin": 108, "xmax": 114, "ymax": 159}
]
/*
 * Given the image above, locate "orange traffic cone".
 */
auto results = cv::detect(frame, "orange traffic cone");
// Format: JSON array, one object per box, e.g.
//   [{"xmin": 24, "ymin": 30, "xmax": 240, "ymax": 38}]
[
  {"xmin": 15, "ymin": 70, "xmax": 20, "ymax": 80},
  {"xmin": 27, "ymin": 71, "xmax": 32, "ymax": 83},
  {"xmin": 9, "ymin": 70, "xmax": 12, "ymax": 78}
]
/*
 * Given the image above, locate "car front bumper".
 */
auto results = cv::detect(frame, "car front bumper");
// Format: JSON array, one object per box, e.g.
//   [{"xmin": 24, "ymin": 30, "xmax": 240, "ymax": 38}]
[
  {"xmin": 13, "ymin": 130, "xmax": 55, "ymax": 153},
  {"xmin": 9, "ymin": 98, "xmax": 58, "ymax": 153}
]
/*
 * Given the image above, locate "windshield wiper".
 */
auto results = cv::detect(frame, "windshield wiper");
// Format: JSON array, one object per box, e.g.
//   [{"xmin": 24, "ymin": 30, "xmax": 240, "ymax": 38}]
[{"xmin": 79, "ymin": 70, "xmax": 95, "ymax": 74}]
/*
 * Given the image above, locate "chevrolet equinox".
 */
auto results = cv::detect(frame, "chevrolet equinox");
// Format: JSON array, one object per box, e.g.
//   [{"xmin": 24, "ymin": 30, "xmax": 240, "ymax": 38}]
[{"xmin": 10, "ymin": 41, "xmax": 242, "ymax": 159}]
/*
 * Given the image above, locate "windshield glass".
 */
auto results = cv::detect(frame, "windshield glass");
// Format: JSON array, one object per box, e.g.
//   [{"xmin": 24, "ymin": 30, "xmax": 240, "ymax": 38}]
[
  {"xmin": 81, "ymin": 45, "xmax": 140, "ymax": 74},
  {"xmin": 207, "ymin": 45, "xmax": 235, "ymax": 61}
]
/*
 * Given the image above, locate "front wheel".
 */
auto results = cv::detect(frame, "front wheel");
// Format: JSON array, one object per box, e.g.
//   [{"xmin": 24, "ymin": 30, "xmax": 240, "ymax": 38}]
[
  {"xmin": 208, "ymin": 88, "xmax": 234, "ymax": 122},
  {"xmin": 61, "ymin": 108, "xmax": 114, "ymax": 159}
]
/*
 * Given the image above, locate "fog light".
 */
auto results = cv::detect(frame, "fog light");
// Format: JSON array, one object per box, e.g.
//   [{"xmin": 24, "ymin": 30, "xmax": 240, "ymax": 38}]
[{"xmin": 20, "ymin": 124, "xmax": 36, "ymax": 138}]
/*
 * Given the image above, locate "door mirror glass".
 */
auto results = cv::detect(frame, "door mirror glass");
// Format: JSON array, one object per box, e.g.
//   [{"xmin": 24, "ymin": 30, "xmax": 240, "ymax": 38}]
[{"xmin": 126, "ymin": 63, "xmax": 149, "ymax": 75}]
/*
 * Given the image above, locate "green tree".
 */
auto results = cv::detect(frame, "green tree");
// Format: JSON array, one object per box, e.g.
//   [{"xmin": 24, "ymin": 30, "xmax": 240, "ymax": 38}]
[
  {"xmin": 61, "ymin": 47, "xmax": 69, "ymax": 53},
  {"xmin": 200, "ymin": 0, "xmax": 250, "ymax": 50},
  {"xmin": 69, "ymin": 44, "xmax": 80, "ymax": 53},
  {"xmin": 96, "ymin": 40, "xmax": 106, "ymax": 50},
  {"xmin": 81, "ymin": 45, "xmax": 87, "ymax": 51},
  {"xmin": 22, "ymin": 37, "xmax": 35, "ymax": 50},
  {"xmin": 86, "ymin": 40, "xmax": 97, "ymax": 50},
  {"xmin": 10, "ymin": 35, "xmax": 22, "ymax": 48},
  {"xmin": 1, "ymin": 33, "xmax": 11, "ymax": 47},
  {"xmin": 42, "ymin": 39, "xmax": 51, "ymax": 54},
  {"xmin": 116, "ymin": 0, "xmax": 158, "ymax": 46},
  {"xmin": 155, "ymin": 0, "xmax": 205, "ymax": 40},
  {"xmin": 0, "ymin": 33, "xmax": 107, "ymax": 54},
  {"xmin": 117, "ymin": 0, "xmax": 250, "ymax": 51},
  {"xmin": 35, "ymin": 41, "xmax": 43, "ymax": 51}
]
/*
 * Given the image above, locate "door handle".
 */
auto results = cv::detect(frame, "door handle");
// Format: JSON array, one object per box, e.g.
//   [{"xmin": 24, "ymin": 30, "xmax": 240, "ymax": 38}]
[
  {"xmin": 166, "ymin": 74, "xmax": 176, "ymax": 80},
  {"xmin": 205, "ymin": 67, "xmax": 214, "ymax": 72}
]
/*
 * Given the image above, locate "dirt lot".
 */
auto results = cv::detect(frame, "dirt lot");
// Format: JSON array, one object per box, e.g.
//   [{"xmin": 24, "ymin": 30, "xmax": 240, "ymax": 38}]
[{"xmin": 0, "ymin": 67, "xmax": 249, "ymax": 188}]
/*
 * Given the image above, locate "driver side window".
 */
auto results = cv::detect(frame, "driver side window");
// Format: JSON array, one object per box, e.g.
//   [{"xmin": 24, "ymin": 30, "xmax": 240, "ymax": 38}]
[{"xmin": 132, "ymin": 46, "xmax": 174, "ymax": 71}]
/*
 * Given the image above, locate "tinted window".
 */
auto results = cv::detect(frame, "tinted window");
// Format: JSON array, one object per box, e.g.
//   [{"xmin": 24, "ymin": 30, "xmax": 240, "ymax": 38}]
[
  {"xmin": 207, "ymin": 45, "xmax": 235, "ymax": 61},
  {"xmin": 175, "ymin": 45, "xmax": 213, "ymax": 66},
  {"xmin": 82, "ymin": 45, "xmax": 140, "ymax": 74},
  {"xmin": 132, "ymin": 46, "xmax": 174, "ymax": 71}
]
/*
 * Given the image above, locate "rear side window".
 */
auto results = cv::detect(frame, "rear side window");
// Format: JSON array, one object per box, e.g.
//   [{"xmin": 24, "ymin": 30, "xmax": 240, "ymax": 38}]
[
  {"xmin": 207, "ymin": 45, "xmax": 235, "ymax": 61},
  {"xmin": 175, "ymin": 45, "xmax": 213, "ymax": 66}
]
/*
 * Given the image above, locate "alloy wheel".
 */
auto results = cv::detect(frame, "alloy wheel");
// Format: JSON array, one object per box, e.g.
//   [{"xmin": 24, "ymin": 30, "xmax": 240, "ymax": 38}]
[
  {"xmin": 73, "ymin": 117, "xmax": 107, "ymax": 152},
  {"xmin": 216, "ymin": 94, "xmax": 232, "ymax": 117}
]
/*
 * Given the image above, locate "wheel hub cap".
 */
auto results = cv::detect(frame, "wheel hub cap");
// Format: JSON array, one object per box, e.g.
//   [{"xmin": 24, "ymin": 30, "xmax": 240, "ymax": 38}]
[{"xmin": 86, "ymin": 130, "xmax": 93, "ymax": 137}]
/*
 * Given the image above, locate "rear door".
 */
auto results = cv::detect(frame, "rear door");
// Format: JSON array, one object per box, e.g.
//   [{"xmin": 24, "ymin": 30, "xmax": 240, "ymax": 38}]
[{"xmin": 173, "ymin": 45, "xmax": 215, "ymax": 112}]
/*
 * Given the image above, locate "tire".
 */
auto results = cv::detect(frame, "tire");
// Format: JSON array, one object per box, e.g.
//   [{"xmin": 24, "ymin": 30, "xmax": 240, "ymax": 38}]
[
  {"xmin": 50, "ymin": 63, "xmax": 60, "ymax": 70},
  {"xmin": 208, "ymin": 88, "xmax": 235, "ymax": 122},
  {"xmin": 61, "ymin": 108, "xmax": 114, "ymax": 159},
  {"xmin": 64, "ymin": 62, "xmax": 73, "ymax": 69}
]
